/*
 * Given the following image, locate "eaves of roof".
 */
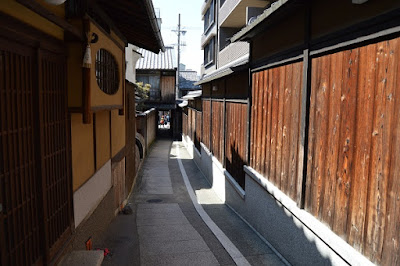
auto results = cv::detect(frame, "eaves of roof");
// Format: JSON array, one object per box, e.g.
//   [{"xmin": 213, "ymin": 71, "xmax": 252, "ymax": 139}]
[
  {"xmin": 182, "ymin": 90, "xmax": 202, "ymax": 100},
  {"xmin": 195, "ymin": 54, "xmax": 249, "ymax": 85},
  {"xmin": 136, "ymin": 47, "xmax": 176, "ymax": 70},
  {"xmin": 97, "ymin": 0, "xmax": 165, "ymax": 53}
]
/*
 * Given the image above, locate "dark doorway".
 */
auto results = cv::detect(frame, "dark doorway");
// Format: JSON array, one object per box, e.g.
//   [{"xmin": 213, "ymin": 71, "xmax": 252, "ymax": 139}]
[{"xmin": 157, "ymin": 110, "xmax": 172, "ymax": 138}]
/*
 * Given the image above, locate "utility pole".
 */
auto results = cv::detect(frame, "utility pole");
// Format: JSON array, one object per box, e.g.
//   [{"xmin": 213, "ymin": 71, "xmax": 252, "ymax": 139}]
[
  {"xmin": 173, "ymin": 14, "xmax": 186, "ymax": 99},
  {"xmin": 177, "ymin": 14, "xmax": 181, "ymax": 99}
]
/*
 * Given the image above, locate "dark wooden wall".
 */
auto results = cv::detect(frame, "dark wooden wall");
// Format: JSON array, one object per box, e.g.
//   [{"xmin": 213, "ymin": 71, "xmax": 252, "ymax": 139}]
[
  {"xmin": 0, "ymin": 35, "xmax": 73, "ymax": 265},
  {"xmin": 161, "ymin": 76, "xmax": 175, "ymax": 102},
  {"xmin": 182, "ymin": 112, "xmax": 188, "ymax": 137},
  {"xmin": 250, "ymin": 35, "xmax": 400, "ymax": 264},
  {"xmin": 202, "ymin": 100, "xmax": 211, "ymax": 149},
  {"xmin": 195, "ymin": 110, "xmax": 202, "ymax": 151},
  {"xmin": 225, "ymin": 102, "xmax": 247, "ymax": 188},
  {"xmin": 305, "ymin": 38, "xmax": 400, "ymax": 265},
  {"xmin": 125, "ymin": 81, "xmax": 136, "ymax": 196},
  {"xmin": 211, "ymin": 101, "xmax": 224, "ymax": 163},
  {"xmin": 251, "ymin": 62, "xmax": 303, "ymax": 200}
]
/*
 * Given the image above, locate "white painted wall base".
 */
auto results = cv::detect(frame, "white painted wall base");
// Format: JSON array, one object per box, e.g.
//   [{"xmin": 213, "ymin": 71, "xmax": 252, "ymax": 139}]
[{"xmin": 73, "ymin": 160, "xmax": 112, "ymax": 228}]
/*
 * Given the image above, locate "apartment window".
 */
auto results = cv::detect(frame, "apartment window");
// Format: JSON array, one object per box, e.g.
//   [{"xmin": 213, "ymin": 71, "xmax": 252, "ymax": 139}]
[
  {"xmin": 204, "ymin": 37, "xmax": 215, "ymax": 66},
  {"xmin": 204, "ymin": 0, "xmax": 215, "ymax": 33},
  {"xmin": 95, "ymin": 49, "xmax": 119, "ymax": 95}
]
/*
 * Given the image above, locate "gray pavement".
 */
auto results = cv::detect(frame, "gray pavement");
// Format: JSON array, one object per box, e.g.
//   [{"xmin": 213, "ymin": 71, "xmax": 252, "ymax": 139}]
[{"xmin": 99, "ymin": 139, "xmax": 287, "ymax": 266}]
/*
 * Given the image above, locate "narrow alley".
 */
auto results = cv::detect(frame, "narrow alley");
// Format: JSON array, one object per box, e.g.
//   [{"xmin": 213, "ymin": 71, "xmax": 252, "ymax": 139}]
[{"xmin": 98, "ymin": 140, "xmax": 286, "ymax": 266}]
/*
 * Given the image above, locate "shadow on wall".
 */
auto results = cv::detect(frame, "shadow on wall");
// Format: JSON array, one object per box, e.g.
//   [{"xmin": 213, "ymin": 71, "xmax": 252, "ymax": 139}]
[{"xmin": 182, "ymin": 141, "xmax": 334, "ymax": 265}]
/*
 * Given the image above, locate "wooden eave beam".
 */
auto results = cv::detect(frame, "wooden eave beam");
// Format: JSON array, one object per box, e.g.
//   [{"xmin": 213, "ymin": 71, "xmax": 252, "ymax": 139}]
[{"xmin": 16, "ymin": 0, "xmax": 83, "ymax": 41}]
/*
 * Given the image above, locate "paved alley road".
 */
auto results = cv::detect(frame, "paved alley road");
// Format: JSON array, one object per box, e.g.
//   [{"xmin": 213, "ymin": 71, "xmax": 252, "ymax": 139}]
[{"xmin": 100, "ymin": 140, "xmax": 287, "ymax": 266}]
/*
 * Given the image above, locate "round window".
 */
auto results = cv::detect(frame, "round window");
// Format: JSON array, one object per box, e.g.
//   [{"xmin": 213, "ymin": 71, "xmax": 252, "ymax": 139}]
[{"xmin": 95, "ymin": 49, "xmax": 119, "ymax": 95}]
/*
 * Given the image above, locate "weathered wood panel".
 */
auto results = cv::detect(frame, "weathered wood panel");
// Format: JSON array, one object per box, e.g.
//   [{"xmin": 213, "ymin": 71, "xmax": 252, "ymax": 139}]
[
  {"xmin": 195, "ymin": 110, "xmax": 202, "ymax": 151},
  {"xmin": 250, "ymin": 62, "xmax": 303, "ymax": 199},
  {"xmin": 202, "ymin": 100, "xmax": 211, "ymax": 149},
  {"xmin": 305, "ymin": 37, "xmax": 400, "ymax": 265},
  {"xmin": 225, "ymin": 102, "xmax": 247, "ymax": 188},
  {"xmin": 182, "ymin": 112, "xmax": 188, "ymax": 137},
  {"xmin": 211, "ymin": 101, "xmax": 224, "ymax": 163},
  {"xmin": 161, "ymin": 76, "xmax": 175, "ymax": 102},
  {"xmin": 190, "ymin": 108, "xmax": 196, "ymax": 141},
  {"xmin": 188, "ymin": 108, "xmax": 193, "ymax": 141},
  {"xmin": 125, "ymin": 81, "xmax": 136, "ymax": 196}
]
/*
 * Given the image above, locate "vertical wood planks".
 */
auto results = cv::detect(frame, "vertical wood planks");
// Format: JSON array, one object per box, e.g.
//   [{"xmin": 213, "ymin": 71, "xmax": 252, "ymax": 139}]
[
  {"xmin": 202, "ymin": 100, "xmax": 211, "ymax": 149},
  {"xmin": 183, "ymin": 112, "xmax": 188, "ymax": 136},
  {"xmin": 305, "ymin": 37, "xmax": 400, "ymax": 264},
  {"xmin": 381, "ymin": 38, "xmax": 400, "ymax": 265},
  {"xmin": 211, "ymin": 101, "xmax": 224, "ymax": 163},
  {"xmin": 195, "ymin": 110, "xmax": 202, "ymax": 151},
  {"xmin": 250, "ymin": 62, "xmax": 303, "ymax": 198},
  {"xmin": 225, "ymin": 102, "xmax": 247, "ymax": 188}
]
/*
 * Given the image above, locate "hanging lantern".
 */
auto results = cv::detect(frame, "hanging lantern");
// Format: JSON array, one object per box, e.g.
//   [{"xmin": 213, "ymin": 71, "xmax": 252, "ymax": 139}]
[{"xmin": 82, "ymin": 44, "xmax": 92, "ymax": 68}]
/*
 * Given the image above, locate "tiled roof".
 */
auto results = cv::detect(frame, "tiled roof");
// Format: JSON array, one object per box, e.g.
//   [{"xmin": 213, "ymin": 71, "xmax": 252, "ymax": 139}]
[
  {"xmin": 179, "ymin": 70, "xmax": 200, "ymax": 90},
  {"xmin": 136, "ymin": 46, "xmax": 176, "ymax": 70}
]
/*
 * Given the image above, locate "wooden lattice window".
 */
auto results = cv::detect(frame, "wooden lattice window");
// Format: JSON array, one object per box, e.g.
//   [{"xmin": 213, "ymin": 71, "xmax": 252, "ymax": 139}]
[{"xmin": 95, "ymin": 48, "xmax": 119, "ymax": 95}]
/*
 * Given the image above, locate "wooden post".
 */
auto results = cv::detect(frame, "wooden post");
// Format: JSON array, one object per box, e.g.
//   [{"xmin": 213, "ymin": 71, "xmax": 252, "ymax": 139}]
[
  {"xmin": 36, "ymin": 46, "xmax": 50, "ymax": 263},
  {"xmin": 223, "ymin": 79, "xmax": 227, "ymax": 167},
  {"xmin": 297, "ymin": 4, "xmax": 312, "ymax": 208},
  {"xmin": 82, "ymin": 18, "xmax": 91, "ymax": 124}
]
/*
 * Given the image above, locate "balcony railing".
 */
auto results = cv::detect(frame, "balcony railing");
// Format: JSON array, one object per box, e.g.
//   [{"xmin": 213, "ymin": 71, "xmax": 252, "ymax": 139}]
[
  {"xmin": 218, "ymin": 41, "xmax": 249, "ymax": 68},
  {"xmin": 219, "ymin": 0, "xmax": 241, "ymax": 26}
]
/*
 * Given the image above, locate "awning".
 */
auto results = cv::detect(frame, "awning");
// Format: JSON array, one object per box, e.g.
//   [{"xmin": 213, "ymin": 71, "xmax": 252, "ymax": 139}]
[
  {"xmin": 182, "ymin": 90, "xmax": 202, "ymax": 100},
  {"xmin": 97, "ymin": 0, "xmax": 165, "ymax": 53},
  {"xmin": 195, "ymin": 54, "xmax": 249, "ymax": 85},
  {"xmin": 178, "ymin": 100, "xmax": 188, "ymax": 108}
]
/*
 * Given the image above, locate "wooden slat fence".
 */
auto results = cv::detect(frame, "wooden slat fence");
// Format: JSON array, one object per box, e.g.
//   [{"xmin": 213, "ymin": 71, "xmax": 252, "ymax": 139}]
[
  {"xmin": 161, "ymin": 76, "xmax": 175, "ymax": 102},
  {"xmin": 194, "ymin": 110, "xmax": 202, "ymax": 151},
  {"xmin": 305, "ymin": 37, "xmax": 400, "ymax": 265},
  {"xmin": 225, "ymin": 102, "xmax": 247, "ymax": 188},
  {"xmin": 182, "ymin": 112, "xmax": 188, "ymax": 137},
  {"xmin": 211, "ymin": 101, "xmax": 224, "ymax": 163},
  {"xmin": 250, "ymin": 62, "xmax": 303, "ymax": 200},
  {"xmin": 202, "ymin": 100, "xmax": 211, "ymax": 149},
  {"xmin": 190, "ymin": 108, "xmax": 196, "ymax": 141}
]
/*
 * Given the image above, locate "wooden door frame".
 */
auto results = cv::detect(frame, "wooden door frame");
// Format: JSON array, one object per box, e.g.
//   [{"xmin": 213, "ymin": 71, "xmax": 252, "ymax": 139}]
[{"xmin": 0, "ymin": 12, "xmax": 73, "ymax": 265}]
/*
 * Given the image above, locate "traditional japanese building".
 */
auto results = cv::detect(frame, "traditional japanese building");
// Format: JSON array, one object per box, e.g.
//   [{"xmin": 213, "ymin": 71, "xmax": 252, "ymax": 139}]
[{"xmin": 0, "ymin": 0, "xmax": 163, "ymax": 264}]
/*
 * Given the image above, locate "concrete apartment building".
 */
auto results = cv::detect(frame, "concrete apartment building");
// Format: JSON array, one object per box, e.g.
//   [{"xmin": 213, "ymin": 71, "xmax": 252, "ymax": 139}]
[{"xmin": 200, "ymin": 0, "xmax": 269, "ymax": 78}]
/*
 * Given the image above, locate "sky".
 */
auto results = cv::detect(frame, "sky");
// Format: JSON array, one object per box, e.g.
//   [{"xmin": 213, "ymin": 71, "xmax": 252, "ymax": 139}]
[{"xmin": 152, "ymin": 0, "xmax": 204, "ymax": 75}]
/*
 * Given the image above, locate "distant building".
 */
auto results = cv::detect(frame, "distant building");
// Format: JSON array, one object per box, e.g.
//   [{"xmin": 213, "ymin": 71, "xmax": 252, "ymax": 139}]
[
  {"xmin": 136, "ymin": 46, "xmax": 181, "ymax": 139},
  {"xmin": 136, "ymin": 46, "xmax": 177, "ymax": 103},
  {"xmin": 179, "ymin": 70, "xmax": 200, "ymax": 97}
]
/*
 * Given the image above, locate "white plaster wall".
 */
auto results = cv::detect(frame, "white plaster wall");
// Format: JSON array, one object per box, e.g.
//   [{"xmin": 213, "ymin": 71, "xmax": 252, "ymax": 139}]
[
  {"xmin": 73, "ymin": 160, "xmax": 112, "ymax": 228},
  {"xmin": 125, "ymin": 44, "xmax": 141, "ymax": 84}
]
